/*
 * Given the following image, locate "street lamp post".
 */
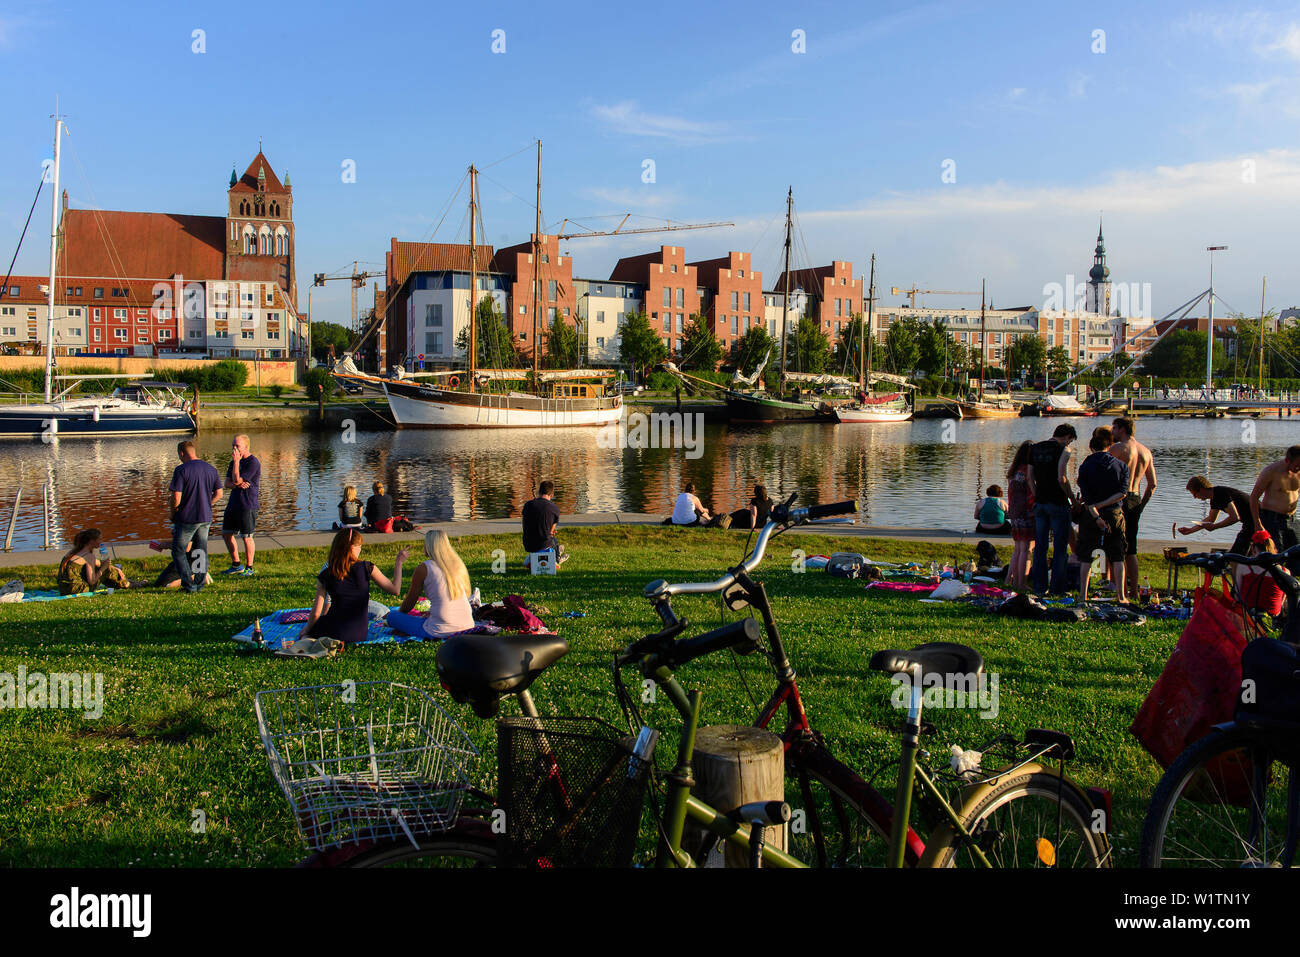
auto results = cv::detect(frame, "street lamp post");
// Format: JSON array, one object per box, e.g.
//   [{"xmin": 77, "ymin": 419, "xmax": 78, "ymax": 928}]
[{"xmin": 1206, "ymin": 245, "xmax": 1227, "ymax": 397}]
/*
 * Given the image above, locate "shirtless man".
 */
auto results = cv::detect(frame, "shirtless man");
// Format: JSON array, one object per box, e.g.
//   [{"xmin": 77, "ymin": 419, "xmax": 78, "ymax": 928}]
[
  {"xmin": 1109, "ymin": 417, "xmax": 1156, "ymax": 600},
  {"xmin": 1249, "ymin": 445, "xmax": 1300, "ymax": 554}
]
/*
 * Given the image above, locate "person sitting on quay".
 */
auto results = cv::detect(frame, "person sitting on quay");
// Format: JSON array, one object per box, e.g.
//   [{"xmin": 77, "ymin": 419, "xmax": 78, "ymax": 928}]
[
  {"xmin": 57, "ymin": 529, "xmax": 137, "ymax": 594},
  {"xmin": 298, "ymin": 529, "xmax": 409, "ymax": 646},
  {"xmin": 364, "ymin": 482, "xmax": 394, "ymax": 531},
  {"xmin": 669, "ymin": 481, "xmax": 731, "ymax": 528},
  {"xmin": 1180, "ymin": 475, "xmax": 1258, "ymax": 556},
  {"xmin": 335, "ymin": 485, "xmax": 364, "ymax": 530},
  {"xmin": 974, "ymin": 485, "xmax": 1010, "ymax": 534},
  {"xmin": 387, "ymin": 530, "xmax": 477, "ymax": 640},
  {"xmin": 728, "ymin": 483, "xmax": 773, "ymax": 530},
  {"xmin": 1076, "ymin": 426, "xmax": 1129, "ymax": 604},
  {"xmin": 521, "ymin": 480, "xmax": 567, "ymax": 564}
]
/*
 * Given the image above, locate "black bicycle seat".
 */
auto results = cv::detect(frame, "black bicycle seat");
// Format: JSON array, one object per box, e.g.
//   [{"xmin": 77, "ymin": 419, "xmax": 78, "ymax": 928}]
[
  {"xmin": 436, "ymin": 633, "xmax": 570, "ymax": 718},
  {"xmin": 869, "ymin": 642, "xmax": 984, "ymax": 680}
]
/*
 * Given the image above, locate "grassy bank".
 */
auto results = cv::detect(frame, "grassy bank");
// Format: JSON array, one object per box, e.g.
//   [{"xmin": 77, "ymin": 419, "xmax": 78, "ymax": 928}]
[{"xmin": 0, "ymin": 527, "xmax": 1181, "ymax": 867}]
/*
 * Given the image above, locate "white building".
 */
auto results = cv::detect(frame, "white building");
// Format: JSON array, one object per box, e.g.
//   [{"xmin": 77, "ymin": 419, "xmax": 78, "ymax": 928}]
[{"xmin": 573, "ymin": 278, "xmax": 645, "ymax": 366}]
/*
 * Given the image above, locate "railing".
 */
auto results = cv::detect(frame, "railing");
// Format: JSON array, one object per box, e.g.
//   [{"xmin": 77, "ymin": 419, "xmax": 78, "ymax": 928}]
[{"xmin": 1092, "ymin": 386, "xmax": 1295, "ymax": 404}]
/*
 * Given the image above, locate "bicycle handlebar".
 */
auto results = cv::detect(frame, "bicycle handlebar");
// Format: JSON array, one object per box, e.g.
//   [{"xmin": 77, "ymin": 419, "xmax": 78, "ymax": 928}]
[{"xmin": 1173, "ymin": 543, "xmax": 1300, "ymax": 573}]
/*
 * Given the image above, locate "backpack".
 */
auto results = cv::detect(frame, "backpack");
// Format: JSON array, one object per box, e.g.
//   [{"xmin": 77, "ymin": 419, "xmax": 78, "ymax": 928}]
[
  {"xmin": 976, "ymin": 540, "xmax": 1000, "ymax": 569},
  {"xmin": 374, "ymin": 517, "xmax": 395, "ymax": 534},
  {"xmin": 392, "ymin": 517, "xmax": 415, "ymax": 532},
  {"xmin": 1237, "ymin": 637, "xmax": 1300, "ymax": 725},
  {"xmin": 826, "ymin": 552, "xmax": 866, "ymax": 579}
]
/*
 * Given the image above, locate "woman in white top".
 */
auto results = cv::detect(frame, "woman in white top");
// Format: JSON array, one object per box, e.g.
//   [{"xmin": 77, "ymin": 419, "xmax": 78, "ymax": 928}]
[
  {"xmin": 386, "ymin": 530, "xmax": 476, "ymax": 639},
  {"xmin": 671, "ymin": 482, "xmax": 711, "ymax": 526}
]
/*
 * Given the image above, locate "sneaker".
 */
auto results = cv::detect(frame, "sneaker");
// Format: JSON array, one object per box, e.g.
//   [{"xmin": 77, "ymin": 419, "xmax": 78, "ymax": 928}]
[
  {"xmin": 239, "ymin": 566, "xmax": 256, "ymax": 577},
  {"xmin": 221, "ymin": 564, "xmax": 245, "ymax": 575}
]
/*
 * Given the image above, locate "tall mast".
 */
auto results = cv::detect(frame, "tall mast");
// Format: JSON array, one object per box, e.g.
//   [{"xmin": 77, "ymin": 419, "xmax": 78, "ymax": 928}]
[
  {"xmin": 779, "ymin": 187, "xmax": 792, "ymax": 381},
  {"xmin": 468, "ymin": 164, "xmax": 477, "ymax": 392},
  {"xmin": 44, "ymin": 114, "xmax": 62, "ymax": 403},
  {"xmin": 863, "ymin": 254, "xmax": 875, "ymax": 392},
  {"xmin": 532, "ymin": 141, "xmax": 542, "ymax": 383},
  {"xmin": 978, "ymin": 278, "xmax": 986, "ymax": 402},
  {"xmin": 1258, "ymin": 276, "xmax": 1267, "ymax": 393}
]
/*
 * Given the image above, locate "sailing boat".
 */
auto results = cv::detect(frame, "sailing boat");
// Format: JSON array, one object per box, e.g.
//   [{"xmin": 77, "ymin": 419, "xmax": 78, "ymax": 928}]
[
  {"xmin": 834, "ymin": 254, "xmax": 913, "ymax": 423},
  {"xmin": 955, "ymin": 280, "xmax": 1020, "ymax": 419},
  {"xmin": 722, "ymin": 188, "xmax": 836, "ymax": 424},
  {"xmin": 354, "ymin": 144, "xmax": 623, "ymax": 429},
  {"xmin": 0, "ymin": 115, "xmax": 195, "ymax": 439}
]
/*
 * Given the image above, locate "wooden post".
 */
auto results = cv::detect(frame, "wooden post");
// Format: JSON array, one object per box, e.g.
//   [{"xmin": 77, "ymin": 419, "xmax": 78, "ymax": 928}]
[{"xmin": 684, "ymin": 725, "xmax": 786, "ymax": 867}]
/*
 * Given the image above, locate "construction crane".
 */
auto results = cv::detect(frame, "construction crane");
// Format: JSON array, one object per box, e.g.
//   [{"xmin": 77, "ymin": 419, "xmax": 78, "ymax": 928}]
[
  {"xmin": 890, "ymin": 285, "xmax": 980, "ymax": 309},
  {"xmin": 555, "ymin": 215, "xmax": 733, "ymax": 240},
  {"xmin": 312, "ymin": 261, "xmax": 386, "ymax": 332}
]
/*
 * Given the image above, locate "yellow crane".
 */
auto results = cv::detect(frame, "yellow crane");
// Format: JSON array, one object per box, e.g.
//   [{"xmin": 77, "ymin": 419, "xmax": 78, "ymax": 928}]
[{"xmin": 890, "ymin": 285, "xmax": 980, "ymax": 309}]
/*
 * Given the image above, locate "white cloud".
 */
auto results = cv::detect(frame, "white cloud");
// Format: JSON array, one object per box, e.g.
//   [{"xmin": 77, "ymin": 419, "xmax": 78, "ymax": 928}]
[
  {"xmin": 576, "ymin": 185, "xmax": 680, "ymax": 211},
  {"xmin": 1068, "ymin": 72, "xmax": 1091, "ymax": 99},
  {"xmin": 588, "ymin": 101, "xmax": 730, "ymax": 143}
]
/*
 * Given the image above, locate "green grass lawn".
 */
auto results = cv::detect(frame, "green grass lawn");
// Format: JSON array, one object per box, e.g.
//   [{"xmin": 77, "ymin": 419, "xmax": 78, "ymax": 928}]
[{"xmin": 0, "ymin": 527, "xmax": 1182, "ymax": 867}]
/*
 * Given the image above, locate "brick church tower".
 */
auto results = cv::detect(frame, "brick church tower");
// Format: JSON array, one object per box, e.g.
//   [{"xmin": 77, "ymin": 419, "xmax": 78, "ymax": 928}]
[{"xmin": 225, "ymin": 152, "xmax": 296, "ymax": 302}]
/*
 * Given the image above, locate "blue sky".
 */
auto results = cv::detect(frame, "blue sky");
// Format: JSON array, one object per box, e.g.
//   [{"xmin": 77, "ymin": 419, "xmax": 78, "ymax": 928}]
[{"xmin": 3, "ymin": 0, "xmax": 1300, "ymax": 323}]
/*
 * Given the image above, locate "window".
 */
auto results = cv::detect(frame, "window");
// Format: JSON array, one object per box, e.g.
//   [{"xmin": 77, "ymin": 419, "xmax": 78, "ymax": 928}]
[
  {"xmin": 267, "ymin": 330, "xmax": 279, "ymax": 340},
  {"xmin": 739, "ymin": 269, "xmax": 745, "ymax": 278},
  {"xmin": 92, "ymin": 308, "xmax": 101, "ymax": 321},
  {"xmin": 214, "ymin": 289, "xmax": 229, "ymax": 305},
  {"xmin": 215, "ymin": 330, "xmax": 229, "ymax": 340},
  {"xmin": 113, "ymin": 287, "xmax": 127, "ymax": 297},
  {"xmin": 675, "ymin": 314, "xmax": 683, "ymax": 333},
  {"xmin": 188, "ymin": 330, "xmax": 202, "ymax": 340},
  {"xmin": 75, "ymin": 287, "xmax": 82, "ymax": 296},
  {"xmin": 215, "ymin": 311, "xmax": 228, "ymax": 321},
  {"xmin": 0, "ymin": 327, "xmax": 14, "ymax": 337},
  {"xmin": 241, "ymin": 312, "xmax": 254, "ymax": 323},
  {"xmin": 241, "ymin": 290, "xmax": 254, "ymax": 304},
  {"xmin": 732, "ymin": 316, "xmax": 739, "ymax": 335},
  {"xmin": 115, "ymin": 347, "xmax": 127, "ymax": 355},
  {"xmin": 731, "ymin": 291, "xmax": 739, "ymax": 310},
  {"xmin": 548, "ymin": 280, "xmax": 557, "ymax": 301},
  {"xmin": 425, "ymin": 304, "xmax": 443, "ymax": 327},
  {"xmin": 138, "ymin": 312, "xmax": 148, "ymax": 323},
  {"xmin": 674, "ymin": 338, "xmax": 681, "ymax": 351},
  {"xmin": 6, "ymin": 286, "xmax": 17, "ymax": 296},
  {"xmin": 670, "ymin": 264, "xmax": 678, "ymax": 273},
  {"xmin": 265, "ymin": 289, "xmax": 274, "ymax": 305},
  {"xmin": 159, "ymin": 329, "xmax": 172, "ymax": 340},
  {"xmin": 676, "ymin": 288, "xmax": 684, "ymax": 308},
  {"xmin": 230, "ymin": 222, "xmax": 237, "ymax": 241},
  {"xmin": 596, "ymin": 310, "xmax": 605, "ymax": 324},
  {"xmin": 660, "ymin": 313, "xmax": 668, "ymax": 331},
  {"xmin": 519, "ymin": 331, "xmax": 527, "ymax": 341},
  {"xmin": 92, "ymin": 328, "xmax": 101, "ymax": 342},
  {"xmin": 518, "ymin": 305, "xmax": 525, "ymax": 315},
  {"xmin": 112, "ymin": 308, "xmax": 126, "ymax": 319},
  {"xmin": 241, "ymin": 330, "xmax": 254, "ymax": 340},
  {"xmin": 114, "ymin": 329, "xmax": 127, "ymax": 341},
  {"xmin": 663, "ymin": 288, "xmax": 670, "ymax": 307},
  {"xmin": 743, "ymin": 292, "xmax": 750, "ymax": 312},
  {"xmin": 0, "ymin": 307, "xmax": 12, "ymax": 317},
  {"xmin": 245, "ymin": 235, "xmax": 257, "ymax": 254},
  {"xmin": 428, "ymin": 332, "xmax": 442, "ymax": 353}
]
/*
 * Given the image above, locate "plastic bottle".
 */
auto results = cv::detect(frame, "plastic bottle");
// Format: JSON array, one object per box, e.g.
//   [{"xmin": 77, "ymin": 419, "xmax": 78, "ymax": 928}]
[
  {"xmin": 1140, "ymin": 576, "xmax": 1151, "ymax": 602},
  {"xmin": 930, "ymin": 560, "xmax": 939, "ymax": 582},
  {"xmin": 252, "ymin": 619, "xmax": 263, "ymax": 647}
]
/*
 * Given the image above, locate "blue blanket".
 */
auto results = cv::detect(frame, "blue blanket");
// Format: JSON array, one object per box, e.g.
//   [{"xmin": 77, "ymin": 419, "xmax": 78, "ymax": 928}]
[{"xmin": 232, "ymin": 608, "xmax": 414, "ymax": 650}]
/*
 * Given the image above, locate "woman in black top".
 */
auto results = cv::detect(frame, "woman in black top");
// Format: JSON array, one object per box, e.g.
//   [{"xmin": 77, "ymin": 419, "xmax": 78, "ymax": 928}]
[
  {"xmin": 337, "ymin": 485, "xmax": 364, "ymax": 529},
  {"xmin": 730, "ymin": 484, "xmax": 774, "ymax": 530},
  {"xmin": 300, "ymin": 529, "xmax": 409, "ymax": 645}
]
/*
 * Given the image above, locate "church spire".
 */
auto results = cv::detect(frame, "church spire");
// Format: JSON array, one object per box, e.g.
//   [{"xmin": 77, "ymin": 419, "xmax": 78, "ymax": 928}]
[{"xmin": 1089, "ymin": 214, "xmax": 1109, "ymax": 283}]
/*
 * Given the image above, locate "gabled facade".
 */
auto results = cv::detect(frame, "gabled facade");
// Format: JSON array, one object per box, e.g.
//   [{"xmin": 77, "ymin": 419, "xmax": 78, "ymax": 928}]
[{"xmin": 609, "ymin": 245, "xmax": 699, "ymax": 355}]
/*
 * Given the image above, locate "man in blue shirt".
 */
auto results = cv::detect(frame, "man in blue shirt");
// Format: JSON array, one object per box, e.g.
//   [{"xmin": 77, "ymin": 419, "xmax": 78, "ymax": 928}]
[
  {"xmin": 168, "ymin": 440, "xmax": 223, "ymax": 593},
  {"xmin": 220, "ymin": 434, "xmax": 261, "ymax": 576}
]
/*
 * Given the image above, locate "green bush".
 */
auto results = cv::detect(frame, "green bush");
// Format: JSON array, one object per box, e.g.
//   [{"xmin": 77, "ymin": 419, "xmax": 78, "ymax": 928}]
[
  {"xmin": 300, "ymin": 367, "xmax": 334, "ymax": 401},
  {"xmin": 269, "ymin": 385, "xmax": 284, "ymax": 399},
  {"xmin": 152, "ymin": 360, "xmax": 249, "ymax": 392}
]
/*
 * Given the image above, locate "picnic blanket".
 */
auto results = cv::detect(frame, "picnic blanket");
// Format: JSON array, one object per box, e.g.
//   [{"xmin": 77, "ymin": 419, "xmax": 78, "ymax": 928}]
[
  {"xmin": 232, "ymin": 609, "xmax": 417, "ymax": 651},
  {"xmin": 866, "ymin": 581, "xmax": 1012, "ymax": 599},
  {"xmin": 19, "ymin": 588, "xmax": 114, "ymax": 603}
]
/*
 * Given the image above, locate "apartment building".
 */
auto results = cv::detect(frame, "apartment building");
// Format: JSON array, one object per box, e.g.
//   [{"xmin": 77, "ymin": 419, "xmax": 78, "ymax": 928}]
[
  {"xmin": 573, "ymin": 278, "xmax": 645, "ymax": 365},
  {"xmin": 609, "ymin": 246, "xmax": 699, "ymax": 355},
  {"xmin": 688, "ymin": 251, "xmax": 763, "ymax": 353}
]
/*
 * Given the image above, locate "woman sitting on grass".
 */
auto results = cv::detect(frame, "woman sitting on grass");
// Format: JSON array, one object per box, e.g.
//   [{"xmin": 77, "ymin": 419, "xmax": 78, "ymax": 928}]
[
  {"xmin": 57, "ymin": 529, "xmax": 134, "ymax": 594},
  {"xmin": 386, "ymin": 530, "xmax": 476, "ymax": 639},
  {"xmin": 299, "ymin": 529, "xmax": 409, "ymax": 645}
]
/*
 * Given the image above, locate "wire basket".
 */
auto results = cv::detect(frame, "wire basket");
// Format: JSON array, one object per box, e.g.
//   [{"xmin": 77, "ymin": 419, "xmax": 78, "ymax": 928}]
[
  {"xmin": 255, "ymin": 681, "xmax": 481, "ymax": 851},
  {"xmin": 497, "ymin": 716, "xmax": 650, "ymax": 868}
]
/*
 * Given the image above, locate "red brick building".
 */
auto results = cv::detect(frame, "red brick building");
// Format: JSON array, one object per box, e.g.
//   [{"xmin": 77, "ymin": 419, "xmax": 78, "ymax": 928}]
[
  {"xmin": 775, "ymin": 261, "xmax": 863, "ymax": 342},
  {"xmin": 609, "ymin": 245, "xmax": 700, "ymax": 354},
  {"xmin": 382, "ymin": 240, "xmax": 495, "ymax": 369},
  {"xmin": 490, "ymin": 234, "xmax": 575, "ymax": 359},
  {"xmin": 689, "ymin": 251, "xmax": 763, "ymax": 353}
]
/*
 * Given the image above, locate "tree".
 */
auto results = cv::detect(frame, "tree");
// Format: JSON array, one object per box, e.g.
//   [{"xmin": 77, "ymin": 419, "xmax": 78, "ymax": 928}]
[
  {"xmin": 456, "ymin": 296, "xmax": 521, "ymax": 369},
  {"xmin": 1006, "ymin": 333, "xmax": 1046, "ymax": 380},
  {"xmin": 883, "ymin": 317, "xmax": 919, "ymax": 376},
  {"xmin": 1047, "ymin": 345, "xmax": 1071, "ymax": 378},
  {"xmin": 785, "ymin": 314, "xmax": 832, "ymax": 374},
  {"xmin": 916, "ymin": 319, "xmax": 951, "ymax": 376},
  {"xmin": 731, "ymin": 325, "xmax": 776, "ymax": 376},
  {"xmin": 1229, "ymin": 310, "xmax": 1277, "ymax": 382},
  {"xmin": 310, "ymin": 321, "xmax": 352, "ymax": 364},
  {"xmin": 679, "ymin": 314, "xmax": 723, "ymax": 370},
  {"xmin": 833, "ymin": 317, "xmax": 866, "ymax": 379},
  {"xmin": 617, "ymin": 310, "xmax": 669, "ymax": 382},
  {"xmin": 1139, "ymin": 329, "xmax": 1225, "ymax": 380},
  {"xmin": 544, "ymin": 313, "xmax": 581, "ymax": 369}
]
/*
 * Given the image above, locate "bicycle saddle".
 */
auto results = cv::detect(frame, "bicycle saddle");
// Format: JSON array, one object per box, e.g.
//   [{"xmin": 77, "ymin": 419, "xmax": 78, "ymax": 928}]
[
  {"xmin": 869, "ymin": 642, "xmax": 983, "ymax": 680},
  {"xmin": 436, "ymin": 633, "xmax": 570, "ymax": 718}
]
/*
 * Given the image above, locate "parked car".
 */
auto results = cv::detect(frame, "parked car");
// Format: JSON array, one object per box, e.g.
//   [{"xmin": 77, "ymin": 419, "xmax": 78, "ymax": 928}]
[{"xmin": 617, "ymin": 381, "xmax": 644, "ymax": 395}]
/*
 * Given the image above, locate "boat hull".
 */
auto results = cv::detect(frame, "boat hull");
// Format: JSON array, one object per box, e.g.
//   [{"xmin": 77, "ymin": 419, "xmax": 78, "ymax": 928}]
[
  {"xmin": 0, "ymin": 402, "xmax": 195, "ymax": 438},
  {"xmin": 723, "ymin": 391, "xmax": 835, "ymax": 423},
  {"xmin": 957, "ymin": 401, "xmax": 1021, "ymax": 419},
  {"xmin": 382, "ymin": 380, "xmax": 622, "ymax": 428},
  {"xmin": 834, "ymin": 407, "xmax": 913, "ymax": 423}
]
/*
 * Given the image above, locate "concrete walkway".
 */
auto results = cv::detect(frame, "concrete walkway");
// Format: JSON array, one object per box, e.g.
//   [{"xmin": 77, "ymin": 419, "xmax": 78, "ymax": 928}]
[{"xmin": 0, "ymin": 511, "xmax": 1230, "ymax": 569}]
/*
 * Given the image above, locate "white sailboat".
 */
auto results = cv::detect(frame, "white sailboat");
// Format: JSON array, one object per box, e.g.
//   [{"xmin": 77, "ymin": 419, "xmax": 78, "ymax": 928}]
[
  {"xmin": 834, "ymin": 255, "xmax": 914, "ymax": 423},
  {"xmin": 0, "ymin": 114, "xmax": 195, "ymax": 439}
]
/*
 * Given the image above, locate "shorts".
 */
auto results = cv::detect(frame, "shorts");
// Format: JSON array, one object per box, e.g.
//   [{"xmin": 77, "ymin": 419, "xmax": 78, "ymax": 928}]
[
  {"xmin": 1121, "ymin": 494, "xmax": 1144, "ymax": 555},
  {"xmin": 1259, "ymin": 509, "xmax": 1299, "ymax": 550},
  {"xmin": 222, "ymin": 508, "xmax": 257, "ymax": 537},
  {"xmin": 1077, "ymin": 505, "xmax": 1125, "ymax": 564}
]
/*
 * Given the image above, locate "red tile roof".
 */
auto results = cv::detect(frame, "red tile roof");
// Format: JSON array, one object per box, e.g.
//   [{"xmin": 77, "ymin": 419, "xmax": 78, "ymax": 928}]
[
  {"xmin": 60, "ymin": 208, "xmax": 226, "ymax": 280},
  {"xmin": 389, "ymin": 240, "xmax": 496, "ymax": 288},
  {"xmin": 608, "ymin": 250, "xmax": 664, "ymax": 282},
  {"xmin": 229, "ymin": 152, "xmax": 287, "ymax": 193},
  {"xmin": 775, "ymin": 265, "xmax": 835, "ymax": 294}
]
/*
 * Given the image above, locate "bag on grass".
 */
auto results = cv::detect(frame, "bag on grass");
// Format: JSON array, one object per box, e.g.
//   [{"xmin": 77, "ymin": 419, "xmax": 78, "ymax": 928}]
[
  {"xmin": 826, "ymin": 552, "xmax": 866, "ymax": 579},
  {"xmin": 374, "ymin": 517, "xmax": 395, "ymax": 534},
  {"xmin": 392, "ymin": 517, "xmax": 415, "ymax": 532},
  {"xmin": 976, "ymin": 540, "xmax": 1000, "ymax": 568},
  {"xmin": 1237, "ymin": 637, "xmax": 1300, "ymax": 725},
  {"xmin": 929, "ymin": 579, "xmax": 971, "ymax": 601}
]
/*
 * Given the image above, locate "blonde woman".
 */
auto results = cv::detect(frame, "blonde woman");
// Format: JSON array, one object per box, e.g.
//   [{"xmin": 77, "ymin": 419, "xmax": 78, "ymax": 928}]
[
  {"xmin": 337, "ymin": 485, "xmax": 363, "ymax": 529},
  {"xmin": 386, "ymin": 529, "xmax": 476, "ymax": 639}
]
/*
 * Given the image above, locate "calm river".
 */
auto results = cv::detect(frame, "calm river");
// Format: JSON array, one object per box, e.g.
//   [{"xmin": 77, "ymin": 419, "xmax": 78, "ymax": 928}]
[{"xmin": 1, "ymin": 417, "xmax": 1293, "ymax": 552}]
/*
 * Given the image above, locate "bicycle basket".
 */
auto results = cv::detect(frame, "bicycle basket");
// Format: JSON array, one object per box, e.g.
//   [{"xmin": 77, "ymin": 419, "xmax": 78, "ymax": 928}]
[
  {"xmin": 497, "ymin": 716, "xmax": 650, "ymax": 868},
  {"xmin": 255, "ymin": 682, "xmax": 481, "ymax": 851}
]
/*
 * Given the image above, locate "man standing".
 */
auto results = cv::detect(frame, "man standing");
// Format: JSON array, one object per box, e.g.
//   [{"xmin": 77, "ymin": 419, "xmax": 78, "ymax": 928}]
[
  {"xmin": 1028, "ymin": 423, "xmax": 1078, "ymax": 594},
  {"xmin": 221, "ymin": 434, "xmax": 261, "ymax": 576},
  {"xmin": 1248, "ymin": 445, "xmax": 1300, "ymax": 552},
  {"xmin": 169, "ymin": 440, "xmax": 223, "ymax": 593},
  {"xmin": 1181, "ymin": 475, "xmax": 1257, "ymax": 555},
  {"xmin": 522, "ymin": 480, "xmax": 566, "ymax": 564},
  {"xmin": 1109, "ymin": 417, "xmax": 1156, "ymax": 600},
  {"xmin": 1077, "ymin": 427, "xmax": 1129, "ymax": 603}
]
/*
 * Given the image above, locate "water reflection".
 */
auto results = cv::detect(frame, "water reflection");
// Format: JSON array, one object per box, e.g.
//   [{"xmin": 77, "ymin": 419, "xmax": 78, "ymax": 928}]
[{"xmin": 0, "ymin": 417, "xmax": 1290, "ymax": 551}]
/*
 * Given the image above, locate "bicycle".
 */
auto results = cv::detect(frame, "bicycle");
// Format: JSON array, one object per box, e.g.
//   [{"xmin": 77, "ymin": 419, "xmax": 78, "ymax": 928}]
[
  {"xmin": 259, "ymin": 495, "xmax": 1111, "ymax": 867},
  {"xmin": 1139, "ymin": 545, "xmax": 1300, "ymax": 868}
]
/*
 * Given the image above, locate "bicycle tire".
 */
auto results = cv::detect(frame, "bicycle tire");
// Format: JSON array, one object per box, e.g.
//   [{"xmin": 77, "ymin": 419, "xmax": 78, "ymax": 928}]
[
  {"xmin": 317, "ymin": 827, "xmax": 498, "ymax": 868},
  {"xmin": 936, "ymin": 770, "xmax": 1110, "ymax": 868},
  {"xmin": 1139, "ymin": 725, "xmax": 1299, "ymax": 868},
  {"xmin": 783, "ymin": 756, "xmax": 897, "ymax": 868}
]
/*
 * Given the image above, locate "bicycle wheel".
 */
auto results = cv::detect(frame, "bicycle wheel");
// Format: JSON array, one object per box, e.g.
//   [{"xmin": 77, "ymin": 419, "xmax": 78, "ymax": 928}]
[
  {"xmin": 1140, "ymin": 725, "xmax": 1299, "ymax": 868},
  {"xmin": 785, "ymin": 766, "xmax": 894, "ymax": 868},
  {"xmin": 936, "ymin": 770, "xmax": 1110, "ymax": 868},
  {"xmin": 315, "ymin": 828, "xmax": 498, "ymax": 868}
]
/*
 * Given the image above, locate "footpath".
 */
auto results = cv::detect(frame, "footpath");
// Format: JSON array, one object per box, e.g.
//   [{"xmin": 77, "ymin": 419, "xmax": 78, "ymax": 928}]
[{"xmin": 0, "ymin": 512, "xmax": 1227, "ymax": 569}]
